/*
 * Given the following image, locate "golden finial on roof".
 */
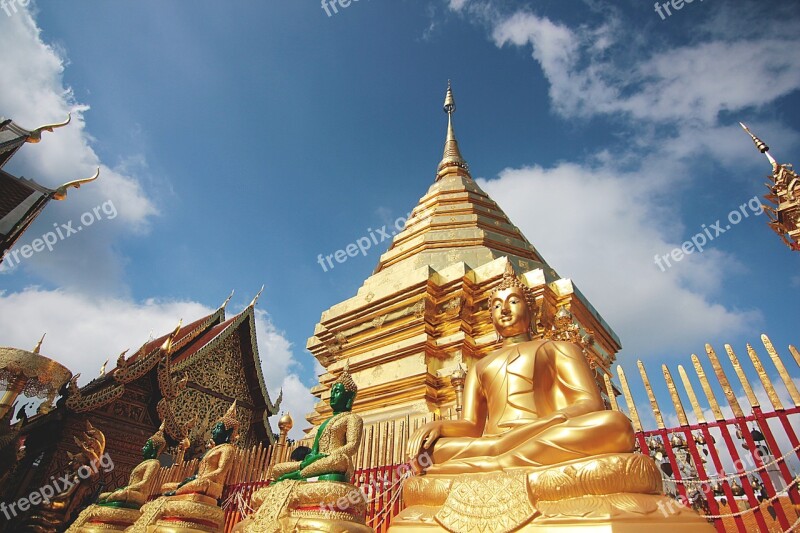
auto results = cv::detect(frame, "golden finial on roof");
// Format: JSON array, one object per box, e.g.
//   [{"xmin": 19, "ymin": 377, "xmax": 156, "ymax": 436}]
[
  {"xmin": 436, "ymin": 81, "xmax": 470, "ymax": 181},
  {"xmin": 161, "ymin": 320, "xmax": 182, "ymax": 354},
  {"xmin": 33, "ymin": 333, "xmax": 46, "ymax": 354},
  {"xmin": 99, "ymin": 359, "xmax": 108, "ymax": 377},
  {"xmin": 53, "ymin": 167, "xmax": 99, "ymax": 201},
  {"xmin": 334, "ymin": 360, "xmax": 358, "ymax": 394},
  {"xmin": 25, "ymin": 113, "xmax": 71, "ymax": 143},
  {"xmin": 220, "ymin": 290, "xmax": 234, "ymax": 311},
  {"xmin": 248, "ymin": 285, "xmax": 265, "ymax": 309},
  {"xmin": 740, "ymin": 122, "xmax": 778, "ymax": 170}
]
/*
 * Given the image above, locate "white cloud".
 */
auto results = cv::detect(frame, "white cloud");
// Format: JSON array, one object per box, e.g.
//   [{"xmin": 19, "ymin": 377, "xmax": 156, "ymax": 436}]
[
  {"xmin": 487, "ymin": 7, "xmax": 800, "ymax": 125},
  {"xmin": 0, "ymin": 7, "xmax": 158, "ymax": 293},
  {"xmin": 0, "ymin": 288, "xmax": 312, "ymax": 440}
]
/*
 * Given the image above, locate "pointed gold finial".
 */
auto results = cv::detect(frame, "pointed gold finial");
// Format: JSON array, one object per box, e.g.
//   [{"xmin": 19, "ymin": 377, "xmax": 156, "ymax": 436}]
[
  {"xmin": 33, "ymin": 333, "xmax": 46, "ymax": 354},
  {"xmin": 436, "ymin": 81, "xmax": 470, "ymax": 181},
  {"xmin": 53, "ymin": 167, "xmax": 99, "ymax": 201},
  {"xmin": 248, "ymin": 285, "xmax": 265, "ymax": 308},
  {"xmin": 740, "ymin": 122, "xmax": 778, "ymax": 170},
  {"xmin": 25, "ymin": 114, "xmax": 71, "ymax": 143},
  {"xmin": 161, "ymin": 320, "xmax": 183, "ymax": 354},
  {"xmin": 220, "ymin": 290, "xmax": 234, "ymax": 311},
  {"xmin": 99, "ymin": 358, "xmax": 108, "ymax": 376}
]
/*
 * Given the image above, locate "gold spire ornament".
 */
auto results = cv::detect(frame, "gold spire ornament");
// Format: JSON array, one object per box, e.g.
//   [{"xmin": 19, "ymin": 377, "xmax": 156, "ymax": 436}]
[
  {"xmin": 32, "ymin": 333, "xmax": 46, "ymax": 354},
  {"xmin": 436, "ymin": 81, "xmax": 471, "ymax": 181},
  {"xmin": 740, "ymin": 122, "xmax": 800, "ymax": 251}
]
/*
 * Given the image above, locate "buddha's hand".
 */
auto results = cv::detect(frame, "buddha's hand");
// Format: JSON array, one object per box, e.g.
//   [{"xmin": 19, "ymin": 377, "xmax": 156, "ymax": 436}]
[
  {"xmin": 407, "ymin": 421, "xmax": 442, "ymax": 460},
  {"xmin": 276, "ymin": 470, "xmax": 303, "ymax": 482},
  {"xmin": 176, "ymin": 475, "xmax": 196, "ymax": 489},
  {"xmin": 300, "ymin": 452, "xmax": 327, "ymax": 469}
]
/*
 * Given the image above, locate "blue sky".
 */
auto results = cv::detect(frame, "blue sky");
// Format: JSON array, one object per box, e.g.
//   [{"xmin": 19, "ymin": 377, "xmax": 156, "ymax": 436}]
[{"xmin": 1, "ymin": 0, "xmax": 799, "ymax": 438}]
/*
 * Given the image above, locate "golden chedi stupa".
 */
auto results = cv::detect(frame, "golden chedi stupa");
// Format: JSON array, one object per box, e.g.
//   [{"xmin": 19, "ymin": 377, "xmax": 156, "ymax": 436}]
[{"xmin": 307, "ymin": 83, "xmax": 624, "ymax": 431}]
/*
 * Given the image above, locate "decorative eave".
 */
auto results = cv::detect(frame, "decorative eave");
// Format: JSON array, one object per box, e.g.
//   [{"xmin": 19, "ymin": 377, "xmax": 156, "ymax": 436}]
[{"xmin": 0, "ymin": 115, "xmax": 71, "ymax": 170}]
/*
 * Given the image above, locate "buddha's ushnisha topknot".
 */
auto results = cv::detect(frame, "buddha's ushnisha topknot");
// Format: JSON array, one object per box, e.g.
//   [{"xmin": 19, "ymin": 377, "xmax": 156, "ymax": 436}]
[
  {"xmin": 218, "ymin": 400, "xmax": 241, "ymax": 435},
  {"xmin": 149, "ymin": 423, "xmax": 167, "ymax": 452},
  {"xmin": 334, "ymin": 360, "xmax": 358, "ymax": 394}
]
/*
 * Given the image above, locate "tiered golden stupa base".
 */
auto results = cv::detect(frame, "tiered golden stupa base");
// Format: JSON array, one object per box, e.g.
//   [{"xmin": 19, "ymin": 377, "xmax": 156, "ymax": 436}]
[
  {"xmin": 123, "ymin": 493, "xmax": 225, "ymax": 533},
  {"xmin": 390, "ymin": 454, "xmax": 713, "ymax": 533},
  {"xmin": 66, "ymin": 504, "xmax": 141, "ymax": 532},
  {"xmin": 233, "ymin": 480, "xmax": 373, "ymax": 533}
]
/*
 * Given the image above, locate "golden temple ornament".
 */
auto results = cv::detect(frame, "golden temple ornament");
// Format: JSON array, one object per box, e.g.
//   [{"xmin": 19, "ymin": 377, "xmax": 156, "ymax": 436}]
[
  {"xmin": 740, "ymin": 122, "xmax": 800, "ymax": 251},
  {"xmin": 53, "ymin": 167, "xmax": 100, "ymax": 201},
  {"xmin": 24, "ymin": 113, "xmax": 71, "ymax": 143}
]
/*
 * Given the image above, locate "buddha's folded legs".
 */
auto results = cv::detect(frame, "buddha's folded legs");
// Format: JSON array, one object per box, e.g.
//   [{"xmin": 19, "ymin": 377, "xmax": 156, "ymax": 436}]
[{"xmin": 428, "ymin": 411, "xmax": 635, "ymax": 474}]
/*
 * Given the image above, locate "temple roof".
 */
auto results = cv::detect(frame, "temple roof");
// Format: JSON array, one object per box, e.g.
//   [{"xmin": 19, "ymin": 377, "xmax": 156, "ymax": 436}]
[{"xmin": 70, "ymin": 302, "xmax": 280, "ymax": 443}]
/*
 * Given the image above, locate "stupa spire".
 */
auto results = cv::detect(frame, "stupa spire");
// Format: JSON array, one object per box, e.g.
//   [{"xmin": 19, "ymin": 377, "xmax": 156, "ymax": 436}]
[
  {"xmin": 740, "ymin": 122, "xmax": 778, "ymax": 171},
  {"xmin": 436, "ymin": 81, "xmax": 471, "ymax": 181}
]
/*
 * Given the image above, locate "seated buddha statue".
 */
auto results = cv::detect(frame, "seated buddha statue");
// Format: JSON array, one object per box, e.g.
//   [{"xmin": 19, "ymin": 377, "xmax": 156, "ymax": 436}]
[
  {"xmin": 393, "ymin": 262, "xmax": 713, "ymax": 532},
  {"xmin": 99, "ymin": 424, "xmax": 166, "ymax": 508},
  {"xmin": 234, "ymin": 364, "xmax": 371, "ymax": 533},
  {"xmin": 407, "ymin": 266, "xmax": 634, "ymax": 474},
  {"xmin": 67, "ymin": 425, "xmax": 166, "ymax": 532},
  {"xmin": 272, "ymin": 366, "xmax": 362, "ymax": 483},
  {"xmin": 126, "ymin": 401, "xmax": 240, "ymax": 533}
]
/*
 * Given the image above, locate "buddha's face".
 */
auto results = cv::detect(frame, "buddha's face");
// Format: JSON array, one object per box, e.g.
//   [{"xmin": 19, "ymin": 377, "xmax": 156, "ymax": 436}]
[
  {"xmin": 329, "ymin": 382, "xmax": 354, "ymax": 413},
  {"xmin": 142, "ymin": 439, "xmax": 157, "ymax": 460},
  {"xmin": 211, "ymin": 421, "xmax": 231, "ymax": 445},
  {"xmin": 491, "ymin": 287, "xmax": 532, "ymax": 338}
]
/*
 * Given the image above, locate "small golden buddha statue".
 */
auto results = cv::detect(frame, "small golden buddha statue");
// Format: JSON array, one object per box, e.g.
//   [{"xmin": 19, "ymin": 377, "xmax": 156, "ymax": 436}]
[
  {"xmin": 392, "ymin": 261, "xmax": 712, "ymax": 532},
  {"xmin": 233, "ymin": 364, "xmax": 371, "ymax": 533},
  {"xmin": 67, "ymin": 425, "xmax": 167, "ymax": 532},
  {"xmin": 127, "ymin": 401, "xmax": 240, "ymax": 533}
]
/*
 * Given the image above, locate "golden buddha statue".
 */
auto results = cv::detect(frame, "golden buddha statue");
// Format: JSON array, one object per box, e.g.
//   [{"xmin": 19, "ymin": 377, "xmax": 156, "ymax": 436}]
[
  {"xmin": 127, "ymin": 401, "xmax": 240, "ymax": 533},
  {"xmin": 67, "ymin": 425, "xmax": 167, "ymax": 532},
  {"xmin": 392, "ymin": 262, "xmax": 713, "ymax": 532},
  {"xmin": 233, "ymin": 364, "xmax": 371, "ymax": 533}
]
